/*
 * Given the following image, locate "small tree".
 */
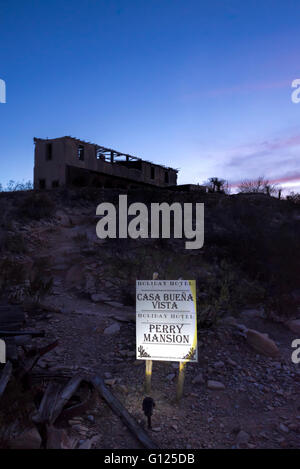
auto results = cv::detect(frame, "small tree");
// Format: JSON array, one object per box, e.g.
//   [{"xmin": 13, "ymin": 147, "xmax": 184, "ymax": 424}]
[
  {"xmin": 238, "ymin": 176, "xmax": 279, "ymax": 196},
  {"xmin": 2, "ymin": 180, "xmax": 33, "ymax": 192},
  {"xmin": 206, "ymin": 177, "xmax": 230, "ymax": 194},
  {"xmin": 287, "ymin": 192, "xmax": 300, "ymax": 204}
]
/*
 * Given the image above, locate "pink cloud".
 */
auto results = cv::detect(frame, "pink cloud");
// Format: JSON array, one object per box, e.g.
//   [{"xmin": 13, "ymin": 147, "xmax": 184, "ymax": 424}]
[
  {"xmin": 230, "ymin": 171, "xmax": 300, "ymax": 188},
  {"xmin": 226, "ymin": 133, "xmax": 300, "ymax": 168}
]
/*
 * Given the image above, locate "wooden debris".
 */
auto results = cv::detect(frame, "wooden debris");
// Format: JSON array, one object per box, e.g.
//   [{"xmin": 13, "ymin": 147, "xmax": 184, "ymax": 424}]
[
  {"xmin": 50, "ymin": 374, "xmax": 84, "ymax": 424},
  {"xmin": 32, "ymin": 381, "xmax": 63, "ymax": 424},
  {"xmin": 0, "ymin": 330, "xmax": 45, "ymax": 337},
  {"xmin": 33, "ymin": 374, "xmax": 84, "ymax": 424},
  {"xmin": 0, "ymin": 305, "xmax": 25, "ymax": 332},
  {"xmin": 46, "ymin": 425, "xmax": 77, "ymax": 449},
  {"xmin": 18, "ymin": 339, "xmax": 58, "ymax": 379},
  {"xmin": 77, "ymin": 436, "xmax": 98, "ymax": 449},
  {"xmin": 9, "ymin": 426, "xmax": 42, "ymax": 449},
  {"xmin": 4, "ymin": 338, "xmax": 18, "ymax": 362},
  {"xmin": 0, "ymin": 361, "xmax": 13, "ymax": 400},
  {"xmin": 60, "ymin": 387, "xmax": 96, "ymax": 421},
  {"xmin": 30, "ymin": 369, "xmax": 76, "ymax": 383},
  {"xmin": 91, "ymin": 374, "xmax": 159, "ymax": 450},
  {"xmin": 0, "ymin": 304, "xmax": 36, "ymax": 362}
]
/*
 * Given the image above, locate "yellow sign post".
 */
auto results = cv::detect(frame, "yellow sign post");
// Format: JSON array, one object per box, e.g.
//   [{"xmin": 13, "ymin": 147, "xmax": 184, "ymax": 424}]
[{"xmin": 176, "ymin": 362, "xmax": 186, "ymax": 402}]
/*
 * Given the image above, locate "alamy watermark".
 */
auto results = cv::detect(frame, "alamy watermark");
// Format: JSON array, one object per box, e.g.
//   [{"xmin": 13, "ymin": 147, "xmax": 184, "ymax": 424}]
[
  {"xmin": 291, "ymin": 79, "xmax": 300, "ymax": 103},
  {"xmin": 0, "ymin": 339, "xmax": 6, "ymax": 363},
  {"xmin": 291, "ymin": 339, "xmax": 300, "ymax": 364},
  {"xmin": 96, "ymin": 195, "xmax": 204, "ymax": 250},
  {"xmin": 0, "ymin": 78, "xmax": 6, "ymax": 103}
]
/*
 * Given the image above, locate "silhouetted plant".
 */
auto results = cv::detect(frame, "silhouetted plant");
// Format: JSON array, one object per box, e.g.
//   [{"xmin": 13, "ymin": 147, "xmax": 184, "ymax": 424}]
[
  {"xmin": 0, "ymin": 180, "xmax": 33, "ymax": 192},
  {"xmin": 16, "ymin": 192, "xmax": 55, "ymax": 220}
]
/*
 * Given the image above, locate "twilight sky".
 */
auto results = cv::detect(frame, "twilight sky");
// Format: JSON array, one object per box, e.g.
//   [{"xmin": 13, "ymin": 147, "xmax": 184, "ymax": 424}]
[{"xmin": 1, "ymin": 0, "xmax": 300, "ymax": 192}]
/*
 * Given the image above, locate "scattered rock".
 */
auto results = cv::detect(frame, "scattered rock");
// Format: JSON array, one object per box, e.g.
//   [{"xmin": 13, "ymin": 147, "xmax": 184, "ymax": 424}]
[
  {"xmin": 288, "ymin": 423, "xmax": 299, "ymax": 432},
  {"xmin": 236, "ymin": 430, "xmax": 250, "ymax": 447},
  {"xmin": 278, "ymin": 423, "xmax": 289, "ymax": 434},
  {"xmin": 286, "ymin": 319, "xmax": 300, "ymax": 335},
  {"xmin": 207, "ymin": 380, "xmax": 225, "ymax": 390},
  {"xmin": 104, "ymin": 378, "xmax": 116, "ymax": 386},
  {"xmin": 71, "ymin": 424, "xmax": 89, "ymax": 436},
  {"xmin": 103, "ymin": 323, "xmax": 121, "ymax": 335},
  {"xmin": 166, "ymin": 373, "xmax": 176, "ymax": 381},
  {"xmin": 46, "ymin": 425, "xmax": 77, "ymax": 449},
  {"xmin": 118, "ymin": 384, "xmax": 129, "ymax": 393},
  {"xmin": 91, "ymin": 293, "xmax": 111, "ymax": 303},
  {"xmin": 104, "ymin": 301, "xmax": 124, "ymax": 308},
  {"xmin": 10, "ymin": 426, "xmax": 42, "ymax": 449},
  {"xmin": 240, "ymin": 308, "xmax": 263, "ymax": 320},
  {"xmin": 246, "ymin": 329, "xmax": 279, "ymax": 357},
  {"xmin": 236, "ymin": 323, "xmax": 248, "ymax": 334},
  {"xmin": 133, "ymin": 360, "xmax": 144, "ymax": 366},
  {"xmin": 55, "ymin": 210, "xmax": 71, "ymax": 227},
  {"xmin": 78, "ymin": 436, "xmax": 98, "ymax": 449},
  {"xmin": 192, "ymin": 373, "xmax": 205, "ymax": 385},
  {"xmin": 65, "ymin": 264, "xmax": 85, "ymax": 286},
  {"xmin": 227, "ymin": 358, "xmax": 237, "ymax": 366},
  {"xmin": 220, "ymin": 316, "xmax": 237, "ymax": 326},
  {"xmin": 112, "ymin": 315, "xmax": 133, "ymax": 323},
  {"xmin": 213, "ymin": 361, "xmax": 224, "ymax": 369}
]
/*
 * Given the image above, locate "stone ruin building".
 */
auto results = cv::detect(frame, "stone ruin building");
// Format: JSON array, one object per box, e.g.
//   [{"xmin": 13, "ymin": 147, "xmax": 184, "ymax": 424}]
[{"xmin": 34, "ymin": 136, "xmax": 178, "ymax": 190}]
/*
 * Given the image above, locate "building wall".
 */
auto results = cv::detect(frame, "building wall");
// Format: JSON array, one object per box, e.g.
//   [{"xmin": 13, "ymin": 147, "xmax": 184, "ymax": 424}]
[
  {"xmin": 34, "ymin": 139, "xmax": 67, "ymax": 189},
  {"xmin": 34, "ymin": 137, "xmax": 177, "ymax": 189}
]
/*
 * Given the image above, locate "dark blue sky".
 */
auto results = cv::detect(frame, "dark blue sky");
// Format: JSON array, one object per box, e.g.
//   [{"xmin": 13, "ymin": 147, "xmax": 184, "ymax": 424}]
[{"xmin": 1, "ymin": 0, "xmax": 300, "ymax": 191}]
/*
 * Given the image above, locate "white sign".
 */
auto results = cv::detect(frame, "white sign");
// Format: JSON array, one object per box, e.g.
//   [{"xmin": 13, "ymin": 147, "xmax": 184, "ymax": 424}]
[{"xmin": 136, "ymin": 280, "xmax": 197, "ymax": 362}]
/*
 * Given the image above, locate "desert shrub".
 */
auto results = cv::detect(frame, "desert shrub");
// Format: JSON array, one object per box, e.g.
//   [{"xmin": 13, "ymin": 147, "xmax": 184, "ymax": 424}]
[
  {"xmin": 96, "ymin": 238, "xmax": 197, "ymax": 304},
  {"xmin": 238, "ymin": 176, "xmax": 280, "ymax": 196},
  {"xmin": 26, "ymin": 274, "xmax": 53, "ymax": 303},
  {"xmin": 287, "ymin": 192, "xmax": 300, "ymax": 204},
  {"xmin": 0, "ymin": 255, "xmax": 53, "ymax": 304},
  {"xmin": 0, "ymin": 232, "xmax": 27, "ymax": 254},
  {"xmin": 25, "ymin": 258, "xmax": 53, "ymax": 303},
  {"xmin": 264, "ymin": 290, "xmax": 299, "ymax": 320},
  {"xmin": 0, "ymin": 257, "xmax": 27, "ymax": 293},
  {"xmin": 16, "ymin": 192, "xmax": 55, "ymax": 220},
  {"xmin": 197, "ymin": 260, "xmax": 265, "ymax": 327},
  {"xmin": 0, "ymin": 179, "xmax": 33, "ymax": 192},
  {"xmin": 0, "ymin": 377, "xmax": 36, "ymax": 448},
  {"xmin": 72, "ymin": 232, "xmax": 88, "ymax": 244},
  {"xmin": 204, "ymin": 177, "xmax": 230, "ymax": 194},
  {"xmin": 202, "ymin": 194, "xmax": 300, "ymax": 319}
]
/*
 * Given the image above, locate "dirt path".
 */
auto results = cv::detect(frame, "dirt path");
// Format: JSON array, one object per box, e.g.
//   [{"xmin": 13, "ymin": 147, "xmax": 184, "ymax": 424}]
[
  {"xmin": 20, "ymin": 212, "xmax": 300, "ymax": 449},
  {"xmin": 26, "ymin": 295, "xmax": 300, "ymax": 449}
]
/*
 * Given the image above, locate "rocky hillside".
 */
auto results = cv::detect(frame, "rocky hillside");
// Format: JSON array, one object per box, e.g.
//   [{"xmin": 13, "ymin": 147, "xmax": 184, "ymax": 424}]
[
  {"xmin": 0, "ymin": 187, "xmax": 299, "ymax": 449},
  {"xmin": 1, "ymin": 187, "xmax": 299, "ymax": 323}
]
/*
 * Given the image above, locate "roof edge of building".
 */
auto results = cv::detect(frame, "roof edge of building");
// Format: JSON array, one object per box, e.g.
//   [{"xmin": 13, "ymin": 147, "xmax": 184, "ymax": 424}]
[{"xmin": 33, "ymin": 136, "xmax": 179, "ymax": 172}]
